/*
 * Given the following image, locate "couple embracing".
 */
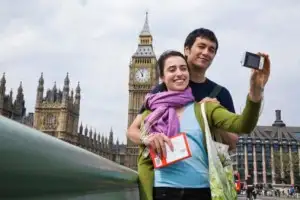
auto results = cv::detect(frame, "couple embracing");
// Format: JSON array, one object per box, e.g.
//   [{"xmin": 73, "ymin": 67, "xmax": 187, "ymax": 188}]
[{"xmin": 127, "ymin": 28, "xmax": 270, "ymax": 200}]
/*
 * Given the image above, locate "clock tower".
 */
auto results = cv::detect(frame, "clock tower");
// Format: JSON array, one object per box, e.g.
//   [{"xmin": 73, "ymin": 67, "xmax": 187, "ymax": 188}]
[{"xmin": 126, "ymin": 12, "xmax": 158, "ymax": 170}]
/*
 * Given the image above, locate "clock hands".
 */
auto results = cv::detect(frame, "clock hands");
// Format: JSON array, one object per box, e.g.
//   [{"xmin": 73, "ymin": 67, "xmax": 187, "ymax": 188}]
[
  {"xmin": 135, "ymin": 68, "xmax": 149, "ymax": 83},
  {"xmin": 139, "ymin": 70, "xmax": 144, "ymax": 77}
]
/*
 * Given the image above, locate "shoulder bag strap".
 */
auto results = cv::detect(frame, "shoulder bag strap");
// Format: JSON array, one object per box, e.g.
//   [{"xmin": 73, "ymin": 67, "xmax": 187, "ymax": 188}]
[
  {"xmin": 194, "ymin": 102, "xmax": 207, "ymax": 152},
  {"xmin": 209, "ymin": 84, "xmax": 222, "ymax": 98}
]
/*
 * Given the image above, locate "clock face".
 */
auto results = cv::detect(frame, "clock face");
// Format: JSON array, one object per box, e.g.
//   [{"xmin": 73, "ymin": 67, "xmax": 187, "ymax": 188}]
[{"xmin": 135, "ymin": 68, "xmax": 150, "ymax": 83}]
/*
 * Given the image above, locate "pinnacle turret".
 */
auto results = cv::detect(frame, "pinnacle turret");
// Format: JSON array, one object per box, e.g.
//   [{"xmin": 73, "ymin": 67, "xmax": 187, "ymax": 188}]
[
  {"xmin": 0, "ymin": 73, "xmax": 6, "ymax": 95},
  {"xmin": 79, "ymin": 122, "xmax": 83, "ymax": 134},
  {"xmin": 17, "ymin": 81, "xmax": 23, "ymax": 94},
  {"xmin": 39, "ymin": 73, "xmax": 44, "ymax": 87},
  {"xmin": 75, "ymin": 82, "xmax": 81, "ymax": 104},
  {"xmin": 76, "ymin": 82, "xmax": 81, "ymax": 94},
  {"xmin": 52, "ymin": 82, "xmax": 57, "ymax": 92},
  {"xmin": 36, "ymin": 73, "xmax": 44, "ymax": 105},
  {"xmin": 64, "ymin": 73, "xmax": 70, "ymax": 88},
  {"xmin": 16, "ymin": 82, "xmax": 24, "ymax": 102},
  {"xmin": 1, "ymin": 73, "xmax": 6, "ymax": 86}
]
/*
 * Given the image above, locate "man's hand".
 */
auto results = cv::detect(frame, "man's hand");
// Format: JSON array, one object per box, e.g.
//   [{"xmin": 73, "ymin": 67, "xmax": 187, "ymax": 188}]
[
  {"xmin": 198, "ymin": 97, "xmax": 220, "ymax": 104},
  {"xmin": 142, "ymin": 133, "xmax": 173, "ymax": 158},
  {"xmin": 220, "ymin": 131, "xmax": 239, "ymax": 150}
]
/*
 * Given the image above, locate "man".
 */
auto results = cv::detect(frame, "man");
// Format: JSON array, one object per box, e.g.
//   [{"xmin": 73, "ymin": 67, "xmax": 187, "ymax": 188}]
[
  {"xmin": 143, "ymin": 28, "xmax": 235, "ymax": 113},
  {"xmin": 128, "ymin": 28, "xmax": 238, "ymax": 154}
]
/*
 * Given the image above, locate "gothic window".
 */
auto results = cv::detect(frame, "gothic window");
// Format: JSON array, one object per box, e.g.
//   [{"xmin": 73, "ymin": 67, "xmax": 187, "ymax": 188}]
[
  {"xmin": 44, "ymin": 114, "xmax": 57, "ymax": 129},
  {"xmin": 283, "ymin": 144, "xmax": 289, "ymax": 153}
]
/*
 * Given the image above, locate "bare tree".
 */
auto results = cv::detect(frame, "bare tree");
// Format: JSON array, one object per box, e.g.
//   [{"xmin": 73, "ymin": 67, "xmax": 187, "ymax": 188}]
[{"xmin": 273, "ymin": 151, "xmax": 300, "ymax": 184}]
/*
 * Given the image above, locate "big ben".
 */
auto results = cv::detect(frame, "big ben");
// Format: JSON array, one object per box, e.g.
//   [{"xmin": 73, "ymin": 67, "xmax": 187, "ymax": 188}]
[{"xmin": 126, "ymin": 12, "xmax": 158, "ymax": 170}]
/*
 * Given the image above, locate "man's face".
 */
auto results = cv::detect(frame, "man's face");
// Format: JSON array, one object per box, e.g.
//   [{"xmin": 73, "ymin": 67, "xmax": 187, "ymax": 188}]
[{"xmin": 184, "ymin": 37, "xmax": 217, "ymax": 71}]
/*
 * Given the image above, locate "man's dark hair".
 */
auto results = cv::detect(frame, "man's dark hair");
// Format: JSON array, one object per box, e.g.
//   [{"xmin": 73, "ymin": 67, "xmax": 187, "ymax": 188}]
[
  {"xmin": 184, "ymin": 28, "xmax": 219, "ymax": 51},
  {"xmin": 157, "ymin": 50, "xmax": 187, "ymax": 77}
]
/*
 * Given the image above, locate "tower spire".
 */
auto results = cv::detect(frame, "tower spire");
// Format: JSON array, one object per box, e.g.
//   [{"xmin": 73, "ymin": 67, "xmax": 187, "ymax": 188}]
[
  {"xmin": 140, "ymin": 11, "xmax": 151, "ymax": 36},
  {"xmin": 16, "ymin": 81, "xmax": 24, "ymax": 102},
  {"xmin": 36, "ymin": 73, "xmax": 44, "ymax": 106},
  {"xmin": 0, "ymin": 73, "xmax": 6, "ymax": 95}
]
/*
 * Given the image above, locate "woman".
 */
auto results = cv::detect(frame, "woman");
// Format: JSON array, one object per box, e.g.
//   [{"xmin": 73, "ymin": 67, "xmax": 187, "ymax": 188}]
[{"xmin": 127, "ymin": 50, "xmax": 270, "ymax": 200}]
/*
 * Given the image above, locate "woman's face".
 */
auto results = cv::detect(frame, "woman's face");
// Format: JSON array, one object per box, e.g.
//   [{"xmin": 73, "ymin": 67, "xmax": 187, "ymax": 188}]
[{"xmin": 161, "ymin": 56, "xmax": 189, "ymax": 91}]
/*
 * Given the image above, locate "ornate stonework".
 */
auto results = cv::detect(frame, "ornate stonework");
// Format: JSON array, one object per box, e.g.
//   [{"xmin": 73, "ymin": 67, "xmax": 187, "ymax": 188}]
[
  {"xmin": 33, "ymin": 73, "xmax": 81, "ymax": 145},
  {"xmin": 0, "ymin": 73, "xmax": 28, "ymax": 122},
  {"xmin": 125, "ymin": 12, "xmax": 159, "ymax": 170},
  {"xmin": 0, "ymin": 72, "xmax": 127, "ymax": 165}
]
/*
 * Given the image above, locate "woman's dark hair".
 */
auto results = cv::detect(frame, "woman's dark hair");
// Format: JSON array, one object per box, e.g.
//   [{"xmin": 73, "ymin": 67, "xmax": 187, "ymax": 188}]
[{"xmin": 157, "ymin": 50, "xmax": 187, "ymax": 77}]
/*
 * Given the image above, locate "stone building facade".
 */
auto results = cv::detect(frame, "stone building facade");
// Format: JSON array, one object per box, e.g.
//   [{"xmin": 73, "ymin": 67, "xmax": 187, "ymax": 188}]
[
  {"xmin": 232, "ymin": 110, "xmax": 300, "ymax": 185},
  {"xmin": 0, "ymin": 73, "xmax": 32, "ymax": 124},
  {"xmin": 125, "ymin": 12, "xmax": 159, "ymax": 170},
  {"xmin": 0, "ymin": 72, "xmax": 126, "ymax": 165}
]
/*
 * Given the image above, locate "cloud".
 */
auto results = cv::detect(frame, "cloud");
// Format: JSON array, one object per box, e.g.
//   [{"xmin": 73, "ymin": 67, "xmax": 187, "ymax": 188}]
[{"xmin": 1, "ymin": 0, "xmax": 300, "ymax": 143}]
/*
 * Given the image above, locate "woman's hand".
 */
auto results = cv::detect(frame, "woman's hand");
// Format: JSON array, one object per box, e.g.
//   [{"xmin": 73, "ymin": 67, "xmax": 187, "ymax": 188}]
[
  {"xmin": 249, "ymin": 53, "xmax": 271, "ymax": 102},
  {"xmin": 198, "ymin": 97, "xmax": 220, "ymax": 104},
  {"xmin": 141, "ymin": 133, "xmax": 173, "ymax": 158}
]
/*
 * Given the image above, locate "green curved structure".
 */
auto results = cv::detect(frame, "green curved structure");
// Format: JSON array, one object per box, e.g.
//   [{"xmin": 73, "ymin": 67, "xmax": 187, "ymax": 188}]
[{"xmin": 0, "ymin": 116, "xmax": 139, "ymax": 200}]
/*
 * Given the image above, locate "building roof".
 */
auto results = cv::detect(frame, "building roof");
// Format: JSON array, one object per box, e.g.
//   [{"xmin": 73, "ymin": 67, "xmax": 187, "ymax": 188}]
[
  {"xmin": 251, "ymin": 126, "xmax": 300, "ymax": 141},
  {"xmin": 133, "ymin": 45, "xmax": 155, "ymax": 57},
  {"xmin": 238, "ymin": 110, "xmax": 300, "ymax": 143}
]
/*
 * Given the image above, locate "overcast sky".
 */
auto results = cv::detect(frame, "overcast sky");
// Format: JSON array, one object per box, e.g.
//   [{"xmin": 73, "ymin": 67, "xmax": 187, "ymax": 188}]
[{"xmin": 1, "ymin": 0, "xmax": 300, "ymax": 143}]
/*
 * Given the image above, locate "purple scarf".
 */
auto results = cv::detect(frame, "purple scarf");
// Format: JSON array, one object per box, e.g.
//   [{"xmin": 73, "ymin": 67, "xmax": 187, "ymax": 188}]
[{"xmin": 144, "ymin": 87, "xmax": 195, "ymax": 137}]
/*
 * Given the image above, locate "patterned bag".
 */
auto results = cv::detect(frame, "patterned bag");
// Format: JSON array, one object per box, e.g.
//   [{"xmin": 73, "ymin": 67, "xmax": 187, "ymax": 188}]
[{"xmin": 201, "ymin": 103, "xmax": 237, "ymax": 200}]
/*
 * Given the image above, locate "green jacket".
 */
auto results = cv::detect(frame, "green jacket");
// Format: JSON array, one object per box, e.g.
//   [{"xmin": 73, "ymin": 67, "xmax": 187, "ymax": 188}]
[{"xmin": 138, "ymin": 96, "xmax": 261, "ymax": 200}]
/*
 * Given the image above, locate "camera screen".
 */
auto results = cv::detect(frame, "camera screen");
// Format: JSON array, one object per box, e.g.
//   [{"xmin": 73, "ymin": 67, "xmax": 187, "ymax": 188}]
[{"xmin": 246, "ymin": 54, "xmax": 260, "ymax": 68}]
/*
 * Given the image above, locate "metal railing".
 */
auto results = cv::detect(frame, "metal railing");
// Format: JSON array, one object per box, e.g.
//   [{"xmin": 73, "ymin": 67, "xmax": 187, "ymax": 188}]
[{"xmin": 0, "ymin": 116, "xmax": 139, "ymax": 200}]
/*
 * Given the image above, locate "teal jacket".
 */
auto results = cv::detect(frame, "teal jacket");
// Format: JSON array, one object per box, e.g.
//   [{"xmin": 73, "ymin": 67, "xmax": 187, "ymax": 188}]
[{"xmin": 138, "ymin": 96, "xmax": 261, "ymax": 200}]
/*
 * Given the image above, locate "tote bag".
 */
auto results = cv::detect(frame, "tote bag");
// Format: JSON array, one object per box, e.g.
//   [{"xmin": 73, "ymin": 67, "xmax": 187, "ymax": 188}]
[{"xmin": 201, "ymin": 103, "xmax": 237, "ymax": 200}]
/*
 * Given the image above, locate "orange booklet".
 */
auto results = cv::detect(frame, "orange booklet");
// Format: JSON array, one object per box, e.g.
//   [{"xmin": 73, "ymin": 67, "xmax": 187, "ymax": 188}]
[{"xmin": 149, "ymin": 133, "xmax": 192, "ymax": 169}]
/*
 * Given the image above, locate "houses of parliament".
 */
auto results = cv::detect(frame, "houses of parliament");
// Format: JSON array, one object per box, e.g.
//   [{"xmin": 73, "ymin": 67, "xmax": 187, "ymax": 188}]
[
  {"xmin": 0, "ymin": 72, "xmax": 127, "ymax": 165},
  {"xmin": 0, "ymin": 13, "xmax": 156, "ymax": 169}
]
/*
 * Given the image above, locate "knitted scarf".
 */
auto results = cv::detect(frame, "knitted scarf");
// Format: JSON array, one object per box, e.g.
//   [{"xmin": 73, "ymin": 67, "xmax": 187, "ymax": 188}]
[{"xmin": 143, "ymin": 87, "xmax": 194, "ymax": 137}]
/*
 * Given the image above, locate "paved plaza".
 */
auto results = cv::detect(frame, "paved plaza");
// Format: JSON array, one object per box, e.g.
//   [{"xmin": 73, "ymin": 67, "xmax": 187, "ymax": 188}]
[{"xmin": 238, "ymin": 194, "xmax": 299, "ymax": 199}]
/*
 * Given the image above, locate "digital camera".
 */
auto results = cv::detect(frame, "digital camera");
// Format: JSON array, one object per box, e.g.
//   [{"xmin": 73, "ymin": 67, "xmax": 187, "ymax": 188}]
[{"xmin": 241, "ymin": 51, "xmax": 264, "ymax": 70}]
